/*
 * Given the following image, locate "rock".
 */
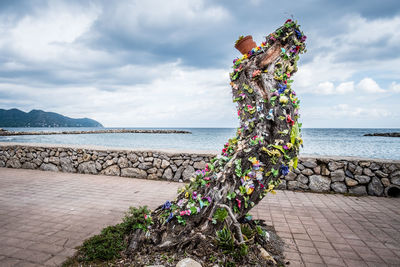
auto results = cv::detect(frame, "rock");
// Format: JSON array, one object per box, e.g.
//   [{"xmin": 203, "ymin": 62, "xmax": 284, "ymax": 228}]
[
  {"xmin": 117, "ymin": 157, "xmax": 129, "ymax": 168},
  {"xmin": 259, "ymin": 246, "xmax": 277, "ymax": 265},
  {"xmin": 162, "ymin": 168, "xmax": 173, "ymax": 180},
  {"xmin": 345, "ymin": 170, "xmax": 354, "ymax": 179},
  {"xmin": 328, "ymin": 161, "xmax": 344, "ymax": 171},
  {"xmin": 313, "ymin": 166, "xmax": 321, "ymax": 175},
  {"xmin": 176, "ymin": 258, "xmax": 202, "ymax": 267},
  {"xmin": 147, "ymin": 174, "xmax": 158, "ymax": 180},
  {"xmin": 348, "ymin": 162, "xmax": 356, "ymax": 172},
  {"xmin": 40, "ymin": 163, "xmax": 59, "ymax": 172},
  {"xmin": 174, "ymin": 160, "xmax": 183, "ymax": 166},
  {"xmin": 302, "ymin": 160, "xmax": 317, "ymax": 168},
  {"xmin": 363, "ymin": 168, "xmax": 374, "ymax": 177},
  {"xmin": 345, "ymin": 177, "xmax": 358, "ymax": 187},
  {"xmin": 95, "ymin": 162, "xmax": 102, "ymax": 171},
  {"xmin": 6, "ymin": 159, "xmax": 21, "ymax": 168},
  {"xmin": 301, "ymin": 168, "xmax": 314, "ymax": 176},
  {"xmin": 147, "ymin": 167, "xmax": 157, "ymax": 174},
  {"xmin": 321, "ymin": 165, "xmax": 330, "ymax": 176},
  {"xmin": 82, "ymin": 154, "xmax": 91, "ymax": 162},
  {"xmin": 368, "ymin": 177, "xmax": 384, "ymax": 196},
  {"xmin": 161, "ymin": 159, "xmax": 170, "ymax": 169},
  {"xmin": 101, "ymin": 165, "xmax": 120, "ymax": 176},
  {"xmin": 49, "ymin": 156, "xmax": 60, "ymax": 165},
  {"xmin": 391, "ymin": 170, "xmax": 400, "ymax": 178},
  {"xmin": 381, "ymin": 178, "xmax": 390, "ymax": 187},
  {"xmin": 285, "ymin": 171, "xmax": 297, "ymax": 181},
  {"xmin": 354, "ymin": 166, "xmax": 363, "ymax": 175},
  {"xmin": 104, "ymin": 159, "xmax": 114, "ymax": 167},
  {"xmin": 182, "ymin": 166, "xmax": 195, "ymax": 181},
  {"xmin": 331, "ymin": 182, "xmax": 347, "ymax": 193},
  {"xmin": 276, "ymin": 180, "xmax": 287, "ymax": 190},
  {"xmin": 153, "ymin": 158, "xmax": 162, "ymax": 169},
  {"xmin": 349, "ymin": 185, "xmax": 367, "ymax": 196},
  {"xmin": 127, "ymin": 153, "xmax": 138, "ymax": 162},
  {"xmin": 138, "ymin": 162, "xmax": 152, "ymax": 170},
  {"xmin": 22, "ymin": 162, "xmax": 37, "ymax": 169},
  {"xmin": 193, "ymin": 161, "xmax": 206, "ymax": 170},
  {"xmin": 78, "ymin": 162, "xmax": 97, "ymax": 174},
  {"xmin": 359, "ymin": 161, "xmax": 371, "ymax": 167},
  {"xmin": 121, "ymin": 168, "xmax": 147, "ymax": 179},
  {"xmin": 60, "ymin": 157, "xmax": 75, "ymax": 172},
  {"xmin": 294, "ymin": 168, "xmax": 301, "ymax": 174},
  {"xmin": 391, "ymin": 176, "xmax": 400, "ymax": 186},
  {"xmin": 375, "ymin": 170, "xmax": 388, "ymax": 178},
  {"xmin": 370, "ymin": 162, "xmax": 380, "ymax": 171},
  {"xmin": 287, "ymin": 181, "xmax": 299, "ymax": 190},
  {"xmin": 309, "ymin": 175, "xmax": 331, "ymax": 192},
  {"xmin": 354, "ymin": 175, "xmax": 371, "ymax": 184},
  {"xmin": 297, "ymin": 174, "xmax": 308, "ymax": 184},
  {"xmin": 331, "ymin": 170, "xmax": 345, "ymax": 182},
  {"xmin": 296, "ymin": 163, "xmax": 305, "ymax": 171},
  {"xmin": 174, "ymin": 166, "xmax": 184, "ymax": 181}
]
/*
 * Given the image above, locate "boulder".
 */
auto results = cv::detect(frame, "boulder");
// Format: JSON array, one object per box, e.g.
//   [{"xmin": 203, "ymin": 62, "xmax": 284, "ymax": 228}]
[
  {"xmin": 321, "ymin": 165, "xmax": 330, "ymax": 176},
  {"xmin": 162, "ymin": 168, "xmax": 173, "ymax": 180},
  {"xmin": 390, "ymin": 171, "xmax": 400, "ymax": 185},
  {"xmin": 381, "ymin": 178, "xmax": 390, "ymax": 187},
  {"xmin": 78, "ymin": 162, "xmax": 97, "ymax": 174},
  {"xmin": 345, "ymin": 177, "xmax": 358, "ymax": 187},
  {"xmin": 176, "ymin": 258, "xmax": 202, "ymax": 267},
  {"xmin": 60, "ymin": 157, "xmax": 75, "ymax": 173},
  {"xmin": 182, "ymin": 166, "xmax": 195, "ymax": 181},
  {"xmin": 127, "ymin": 153, "xmax": 138, "ymax": 162},
  {"xmin": 285, "ymin": 171, "xmax": 297, "ymax": 181},
  {"xmin": 174, "ymin": 160, "xmax": 183, "ymax": 166},
  {"xmin": 121, "ymin": 168, "xmax": 147, "ymax": 179},
  {"xmin": 6, "ymin": 159, "xmax": 21, "ymax": 168},
  {"xmin": 302, "ymin": 160, "xmax": 317, "ymax": 168},
  {"xmin": 345, "ymin": 170, "xmax": 354, "ymax": 179},
  {"xmin": 354, "ymin": 166, "xmax": 363, "ymax": 175},
  {"xmin": 331, "ymin": 170, "xmax": 345, "ymax": 182},
  {"xmin": 138, "ymin": 162, "xmax": 152, "ymax": 170},
  {"xmin": 331, "ymin": 182, "xmax": 347, "ymax": 194},
  {"xmin": 309, "ymin": 175, "xmax": 331, "ymax": 192},
  {"xmin": 328, "ymin": 161, "xmax": 344, "ymax": 171},
  {"xmin": 276, "ymin": 180, "xmax": 287, "ymax": 190},
  {"xmin": 301, "ymin": 168, "xmax": 314, "ymax": 176},
  {"xmin": 287, "ymin": 181, "xmax": 299, "ymax": 190},
  {"xmin": 40, "ymin": 163, "xmax": 59, "ymax": 172},
  {"xmin": 101, "ymin": 165, "xmax": 120, "ymax": 176},
  {"xmin": 296, "ymin": 163, "xmax": 305, "ymax": 171},
  {"xmin": 161, "ymin": 159, "xmax": 170, "ymax": 169},
  {"xmin": 347, "ymin": 162, "xmax": 356, "ymax": 172},
  {"xmin": 367, "ymin": 177, "xmax": 384, "ymax": 196},
  {"xmin": 22, "ymin": 162, "xmax": 37, "ymax": 169},
  {"xmin": 193, "ymin": 161, "xmax": 206, "ymax": 170},
  {"xmin": 369, "ymin": 162, "xmax": 381, "ymax": 171},
  {"xmin": 362, "ymin": 168, "xmax": 374, "ymax": 177},
  {"xmin": 147, "ymin": 167, "xmax": 158, "ymax": 174},
  {"xmin": 354, "ymin": 175, "xmax": 371, "ymax": 184},
  {"xmin": 297, "ymin": 174, "xmax": 308, "ymax": 184},
  {"xmin": 117, "ymin": 157, "xmax": 129, "ymax": 168},
  {"xmin": 375, "ymin": 170, "xmax": 388, "ymax": 178},
  {"xmin": 153, "ymin": 158, "xmax": 162, "ymax": 169},
  {"xmin": 348, "ymin": 185, "xmax": 367, "ymax": 196},
  {"xmin": 174, "ymin": 166, "xmax": 184, "ymax": 181},
  {"xmin": 313, "ymin": 166, "xmax": 321, "ymax": 175}
]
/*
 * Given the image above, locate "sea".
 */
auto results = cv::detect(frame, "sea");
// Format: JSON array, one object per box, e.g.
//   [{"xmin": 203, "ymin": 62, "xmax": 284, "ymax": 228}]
[{"xmin": 0, "ymin": 127, "xmax": 399, "ymax": 160}]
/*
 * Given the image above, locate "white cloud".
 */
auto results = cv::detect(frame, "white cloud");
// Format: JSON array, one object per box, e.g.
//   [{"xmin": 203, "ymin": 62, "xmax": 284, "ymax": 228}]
[
  {"xmin": 336, "ymin": 81, "xmax": 354, "ymax": 94},
  {"xmin": 389, "ymin": 82, "xmax": 400, "ymax": 93},
  {"xmin": 356, "ymin": 78, "xmax": 386, "ymax": 93}
]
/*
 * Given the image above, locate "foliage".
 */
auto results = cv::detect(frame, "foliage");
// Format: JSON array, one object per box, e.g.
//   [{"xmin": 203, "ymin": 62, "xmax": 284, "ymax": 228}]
[
  {"xmin": 213, "ymin": 208, "xmax": 228, "ymax": 222},
  {"xmin": 216, "ymin": 225, "xmax": 235, "ymax": 251}
]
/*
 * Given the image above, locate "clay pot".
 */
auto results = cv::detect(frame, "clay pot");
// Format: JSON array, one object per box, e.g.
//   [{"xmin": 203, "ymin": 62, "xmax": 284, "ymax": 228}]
[{"xmin": 235, "ymin": 35, "xmax": 257, "ymax": 55}]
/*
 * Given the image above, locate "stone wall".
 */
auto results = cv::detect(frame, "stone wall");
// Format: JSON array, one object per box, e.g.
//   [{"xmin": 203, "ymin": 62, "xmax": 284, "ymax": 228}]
[{"xmin": 0, "ymin": 143, "xmax": 399, "ymax": 197}]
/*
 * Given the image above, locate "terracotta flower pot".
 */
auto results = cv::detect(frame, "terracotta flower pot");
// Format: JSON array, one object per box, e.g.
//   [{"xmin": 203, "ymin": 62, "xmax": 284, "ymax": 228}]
[{"xmin": 235, "ymin": 35, "xmax": 257, "ymax": 55}]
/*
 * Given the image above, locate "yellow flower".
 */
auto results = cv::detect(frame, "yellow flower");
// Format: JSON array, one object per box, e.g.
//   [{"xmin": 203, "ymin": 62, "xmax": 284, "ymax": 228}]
[
  {"xmin": 286, "ymin": 143, "xmax": 293, "ymax": 149},
  {"xmin": 185, "ymin": 192, "xmax": 189, "ymax": 198},
  {"xmin": 279, "ymin": 95, "xmax": 289, "ymax": 104},
  {"xmin": 247, "ymin": 187, "xmax": 254, "ymax": 195}
]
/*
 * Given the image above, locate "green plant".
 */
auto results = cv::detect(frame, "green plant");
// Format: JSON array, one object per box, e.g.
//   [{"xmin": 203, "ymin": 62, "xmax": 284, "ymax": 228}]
[
  {"xmin": 216, "ymin": 225, "xmax": 234, "ymax": 251},
  {"xmin": 240, "ymin": 224, "xmax": 254, "ymax": 240},
  {"xmin": 213, "ymin": 208, "xmax": 228, "ymax": 222},
  {"xmin": 235, "ymin": 35, "xmax": 244, "ymax": 45}
]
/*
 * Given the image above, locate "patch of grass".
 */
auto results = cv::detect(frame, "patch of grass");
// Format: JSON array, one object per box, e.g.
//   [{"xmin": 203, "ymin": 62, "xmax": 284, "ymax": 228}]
[{"xmin": 64, "ymin": 206, "xmax": 152, "ymax": 265}]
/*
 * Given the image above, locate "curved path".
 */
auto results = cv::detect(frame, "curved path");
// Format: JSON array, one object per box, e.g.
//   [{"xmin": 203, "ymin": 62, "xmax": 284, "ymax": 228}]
[{"xmin": 0, "ymin": 168, "xmax": 399, "ymax": 266}]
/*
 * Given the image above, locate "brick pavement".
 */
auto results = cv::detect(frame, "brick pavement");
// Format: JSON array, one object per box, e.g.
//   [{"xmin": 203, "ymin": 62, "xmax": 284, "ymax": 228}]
[{"xmin": 0, "ymin": 168, "xmax": 399, "ymax": 266}]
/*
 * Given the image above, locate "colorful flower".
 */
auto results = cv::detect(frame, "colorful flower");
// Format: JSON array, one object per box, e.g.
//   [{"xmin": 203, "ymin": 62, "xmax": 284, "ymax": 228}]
[
  {"xmin": 280, "ymin": 165, "xmax": 289, "ymax": 176},
  {"xmin": 280, "ymin": 95, "xmax": 289, "ymax": 104},
  {"xmin": 162, "ymin": 200, "xmax": 171, "ymax": 210}
]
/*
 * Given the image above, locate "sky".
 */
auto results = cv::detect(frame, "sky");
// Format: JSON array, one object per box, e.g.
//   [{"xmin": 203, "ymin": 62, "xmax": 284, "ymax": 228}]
[{"xmin": 0, "ymin": 0, "xmax": 399, "ymax": 128}]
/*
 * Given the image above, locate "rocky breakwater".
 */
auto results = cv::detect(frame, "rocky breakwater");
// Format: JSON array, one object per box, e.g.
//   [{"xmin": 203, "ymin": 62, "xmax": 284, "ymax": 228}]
[
  {"xmin": 278, "ymin": 156, "xmax": 400, "ymax": 197},
  {"xmin": 0, "ymin": 143, "xmax": 212, "ymax": 182},
  {"xmin": 364, "ymin": 132, "xmax": 400, "ymax": 137},
  {"xmin": 0, "ymin": 129, "xmax": 191, "ymax": 136}
]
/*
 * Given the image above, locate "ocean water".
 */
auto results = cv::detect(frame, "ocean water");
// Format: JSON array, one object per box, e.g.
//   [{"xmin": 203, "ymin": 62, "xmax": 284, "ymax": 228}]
[{"xmin": 0, "ymin": 127, "xmax": 399, "ymax": 160}]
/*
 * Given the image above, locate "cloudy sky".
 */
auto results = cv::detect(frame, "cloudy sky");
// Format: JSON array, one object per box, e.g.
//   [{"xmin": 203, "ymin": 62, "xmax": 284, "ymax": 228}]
[{"xmin": 0, "ymin": 0, "xmax": 399, "ymax": 128}]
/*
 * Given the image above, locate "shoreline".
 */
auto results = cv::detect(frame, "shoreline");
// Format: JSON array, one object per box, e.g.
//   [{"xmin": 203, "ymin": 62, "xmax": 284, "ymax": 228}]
[{"xmin": 0, "ymin": 129, "xmax": 191, "ymax": 136}]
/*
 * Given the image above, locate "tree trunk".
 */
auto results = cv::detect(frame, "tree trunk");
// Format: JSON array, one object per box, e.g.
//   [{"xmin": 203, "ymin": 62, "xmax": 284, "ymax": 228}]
[{"xmin": 128, "ymin": 20, "xmax": 307, "ymax": 265}]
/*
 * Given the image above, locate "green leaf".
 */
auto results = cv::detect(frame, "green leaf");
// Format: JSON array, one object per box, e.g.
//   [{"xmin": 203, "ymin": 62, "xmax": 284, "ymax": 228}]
[
  {"xmin": 227, "ymin": 191, "xmax": 237, "ymax": 200},
  {"xmin": 190, "ymin": 206, "xmax": 198, "ymax": 215},
  {"xmin": 293, "ymin": 157, "xmax": 298, "ymax": 169},
  {"xmin": 291, "ymin": 122, "xmax": 299, "ymax": 144},
  {"xmin": 271, "ymin": 168, "xmax": 279, "ymax": 177}
]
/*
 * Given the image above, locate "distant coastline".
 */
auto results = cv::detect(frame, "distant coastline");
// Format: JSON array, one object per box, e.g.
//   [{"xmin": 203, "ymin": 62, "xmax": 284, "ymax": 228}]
[
  {"xmin": 0, "ymin": 129, "xmax": 191, "ymax": 136},
  {"xmin": 363, "ymin": 132, "xmax": 400, "ymax": 137}
]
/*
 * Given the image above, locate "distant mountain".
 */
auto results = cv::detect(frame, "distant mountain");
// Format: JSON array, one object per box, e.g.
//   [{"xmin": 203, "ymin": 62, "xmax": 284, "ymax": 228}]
[{"xmin": 0, "ymin": 108, "xmax": 103, "ymax": 127}]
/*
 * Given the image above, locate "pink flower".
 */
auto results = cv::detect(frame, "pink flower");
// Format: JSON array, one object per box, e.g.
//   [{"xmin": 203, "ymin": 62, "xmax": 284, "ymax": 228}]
[{"xmin": 236, "ymin": 198, "xmax": 241, "ymax": 208}]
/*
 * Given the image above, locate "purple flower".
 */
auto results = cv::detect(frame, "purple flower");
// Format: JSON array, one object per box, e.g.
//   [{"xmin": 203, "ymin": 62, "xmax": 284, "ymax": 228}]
[
  {"xmin": 193, "ymin": 191, "xmax": 198, "ymax": 200},
  {"xmin": 166, "ymin": 212, "xmax": 174, "ymax": 223},
  {"xmin": 301, "ymin": 35, "xmax": 307, "ymax": 42},
  {"xmin": 278, "ymin": 83, "xmax": 287, "ymax": 94},
  {"xmin": 295, "ymin": 30, "xmax": 302, "ymax": 39},
  {"xmin": 280, "ymin": 165, "xmax": 289, "ymax": 176},
  {"xmin": 202, "ymin": 196, "xmax": 212, "ymax": 203},
  {"xmin": 162, "ymin": 200, "xmax": 171, "ymax": 210}
]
